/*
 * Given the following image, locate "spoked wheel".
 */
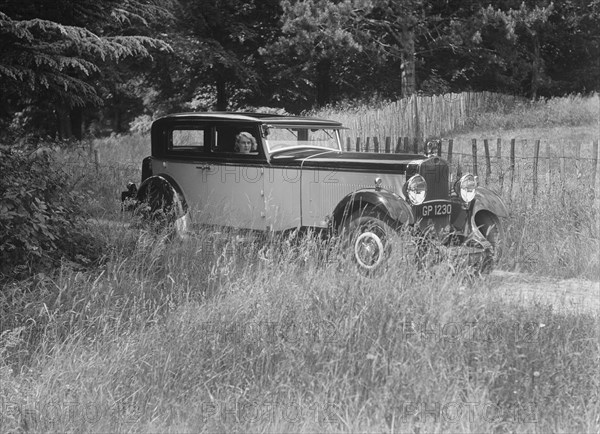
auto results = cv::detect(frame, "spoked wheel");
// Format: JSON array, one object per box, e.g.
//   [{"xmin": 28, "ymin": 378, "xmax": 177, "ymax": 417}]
[{"xmin": 341, "ymin": 209, "xmax": 395, "ymax": 272}]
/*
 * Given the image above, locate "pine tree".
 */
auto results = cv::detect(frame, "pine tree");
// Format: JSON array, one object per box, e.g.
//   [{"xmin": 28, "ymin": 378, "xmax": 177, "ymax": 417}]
[{"xmin": 0, "ymin": 1, "xmax": 171, "ymax": 138}]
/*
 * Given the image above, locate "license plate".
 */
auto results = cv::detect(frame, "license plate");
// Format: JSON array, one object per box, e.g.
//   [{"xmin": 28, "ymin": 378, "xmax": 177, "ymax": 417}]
[{"xmin": 420, "ymin": 202, "xmax": 452, "ymax": 217}]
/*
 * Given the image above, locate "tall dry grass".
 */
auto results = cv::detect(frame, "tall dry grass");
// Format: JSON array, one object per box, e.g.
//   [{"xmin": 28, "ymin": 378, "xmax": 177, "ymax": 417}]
[{"xmin": 1, "ymin": 228, "xmax": 598, "ymax": 432}]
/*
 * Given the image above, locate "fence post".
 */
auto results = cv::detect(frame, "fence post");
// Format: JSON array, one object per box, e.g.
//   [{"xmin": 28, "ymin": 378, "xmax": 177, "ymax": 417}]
[
  {"xmin": 395, "ymin": 137, "xmax": 403, "ymax": 153},
  {"xmin": 496, "ymin": 138, "xmax": 503, "ymax": 193},
  {"xmin": 592, "ymin": 140, "xmax": 599, "ymax": 193},
  {"xmin": 484, "ymin": 139, "xmax": 491, "ymax": 185},
  {"xmin": 373, "ymin": 137, "xmax": 380, "ymax": 153},
  {"xmin": 412, "ymin": 137, "xmax": 419, "ymax": 154},
  {"xmin": 533, "ymin": 139, "xmax": 540, "ymax": 197},
  {"xmin": 403, "ymin": 137, "xmax": 410, "ymax": 153},
  {"xmin": 560, "ymin": 145, "xmax": 566, "ymax": 202},
  {"xmin": 471, "ymin": 139, "xmax": 478, "ymax": 177},
  {"xmin": 94, "ymin": 149, "xmax": 99, "ymax": 173},
  {"xmin": 575, "ymin": 142, "xmax": 581, "ymax": 179},
  {"xmin": 546, "ymin": 142, "xmax": 551, "ymax": 196},
  {"xmin": 447, "ymin": 139, "xmax": 453, "ymax": 164},
  {"xmin": 496, "ymin": 138, "xmax": 502, "ymax": 161},
  {"xmin": 355, "ymin": 137, "xmax": 361, "ymax": 152},
  {"xmin": 385, "ymin": 137, "xmax": 391, "ymax": 153},
  {"xmin": 509, "ymin": 138, "xmax": 516, "ymax": 195},
  {"xmin": 346, "ymin": 137, "xmax": 351, "ymax": 151},
  {"xmin": 365, "ymin": 137, "xmax": 371, "ymax": 152}
]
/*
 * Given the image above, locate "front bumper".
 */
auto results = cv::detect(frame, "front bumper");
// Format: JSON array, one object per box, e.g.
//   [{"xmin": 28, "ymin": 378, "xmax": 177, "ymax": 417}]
[{"xmin": 420, "ymin": 238, "xmax": 494, "ymax": 270}]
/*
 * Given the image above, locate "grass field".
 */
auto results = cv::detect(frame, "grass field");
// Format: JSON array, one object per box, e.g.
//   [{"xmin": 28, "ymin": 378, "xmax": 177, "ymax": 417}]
[{"xmin": 1, "ymin": 94, "xmax": 598, "ymax": 433}]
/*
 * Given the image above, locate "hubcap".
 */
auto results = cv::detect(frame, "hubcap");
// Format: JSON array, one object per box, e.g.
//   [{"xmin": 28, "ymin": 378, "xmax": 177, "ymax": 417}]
[{"xmin": 354, "ymin": 231, "xmax": 385, "ymax": 269}]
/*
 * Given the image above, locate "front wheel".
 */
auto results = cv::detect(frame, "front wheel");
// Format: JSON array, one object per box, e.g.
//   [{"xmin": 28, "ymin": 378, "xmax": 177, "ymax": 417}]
[
  {"xmin": 341, "ymin": 209, "xmax": 395, "ymax": 272},
  {"xmin": 474, "ymin": 212, "xmax": 504, "ymax": 273}
]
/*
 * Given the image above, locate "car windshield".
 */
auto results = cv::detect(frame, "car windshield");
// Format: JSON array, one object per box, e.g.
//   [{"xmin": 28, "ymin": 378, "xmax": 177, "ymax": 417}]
[{"xmin": 264, "ymin": 127, "xmax": 341, "ymax": 152}]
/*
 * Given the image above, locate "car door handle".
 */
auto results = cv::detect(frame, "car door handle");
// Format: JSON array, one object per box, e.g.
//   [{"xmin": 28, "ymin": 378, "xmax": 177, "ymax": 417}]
[{"xmin": 196, "ymin": 164, "xmax": 211, "ymax": 170}]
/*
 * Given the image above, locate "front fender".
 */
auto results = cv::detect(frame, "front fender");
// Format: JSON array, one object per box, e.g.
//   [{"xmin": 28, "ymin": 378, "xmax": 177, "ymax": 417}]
[
  {"xmin": 472, "ymin": 186, "xmax": 509, "ymax": 218},
  {"xmin": 332, "ymin": 188, "xmax": 414, "ymax": 227}
]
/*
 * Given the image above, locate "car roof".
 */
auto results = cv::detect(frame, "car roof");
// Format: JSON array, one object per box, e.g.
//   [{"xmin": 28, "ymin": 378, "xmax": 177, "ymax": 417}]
[{"xmin": 154, "ymin": 112, "xmax": 344, "ymax": 128}]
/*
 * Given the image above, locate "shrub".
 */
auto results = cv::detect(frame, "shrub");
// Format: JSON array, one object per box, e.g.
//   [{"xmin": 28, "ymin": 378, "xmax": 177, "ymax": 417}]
[{"xmin": 0, "ymin": 145, "xmax": 102, "ymax": 280}]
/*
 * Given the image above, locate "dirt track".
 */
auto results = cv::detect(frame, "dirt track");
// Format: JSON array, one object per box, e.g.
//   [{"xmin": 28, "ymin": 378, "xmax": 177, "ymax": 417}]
[{"xmin": 489, "ymin": 270, "xmax": 600, "ymax": 315}]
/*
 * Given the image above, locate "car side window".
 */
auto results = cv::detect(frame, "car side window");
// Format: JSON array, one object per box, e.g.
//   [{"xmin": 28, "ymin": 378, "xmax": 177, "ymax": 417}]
[
  {"xmin": 169, "ymin": 128, "xmax": 206, "ymax": 151},
  {"xmin": 214, "ymin": 126, "xmax": 260, "ymax": 156}
]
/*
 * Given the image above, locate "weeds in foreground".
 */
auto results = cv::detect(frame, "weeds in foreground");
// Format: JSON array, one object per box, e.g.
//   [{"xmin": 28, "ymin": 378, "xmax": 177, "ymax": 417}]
[{"xmin": 1, "ymin": 229, "xmax": 598, "ymax": 433}]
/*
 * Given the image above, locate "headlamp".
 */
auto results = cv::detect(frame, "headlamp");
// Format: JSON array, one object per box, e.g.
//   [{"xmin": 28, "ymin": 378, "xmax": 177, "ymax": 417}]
[
  {"xmin": 454, "ymin": 173, "xmax": 477, "ymax": 203},
  {"xmin": 404, "ymin": 174, "xmax": 427, "ymax": 205}
]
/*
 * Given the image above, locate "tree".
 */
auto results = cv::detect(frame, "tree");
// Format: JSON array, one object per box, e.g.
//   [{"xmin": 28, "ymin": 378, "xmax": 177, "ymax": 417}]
[
  {"xmin": 172, "ymin": 0, "xmax": 282, "ymax": 111},
  {"xmin": 543, "ymin": 0, "xmax": 600, "ymax": 94},
  {"xmin": 359, "ymin": 0, "xmax": 431, "ymax": 97},
  {"xmin": 0, "ymin": 1, "xmax": 171, "ymax": 138},
  {"xmin": 263, "ymin": 0, "xmax": 369, "ymax": 108},
  {"xmin": 479, "ymin": 2, "xmax": 554, "ymax": 98}
]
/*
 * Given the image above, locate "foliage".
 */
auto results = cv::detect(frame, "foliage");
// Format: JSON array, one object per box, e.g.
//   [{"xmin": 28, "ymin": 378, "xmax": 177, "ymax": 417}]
[
  {"xmin": 0, "ymin": 1, "xmax": 171, "ymax": 137},
  {"xmin": 263, "ymin": 0, "xmax": 369, "ymax": 107},
  {"xmin": 161, "ymin": 0, "xmax": 282, "ymax": 111},
  {"xmin": 1, "ymin": 0, "xmax": 599, "ymax": 134},
  {"xmin": 0, "ymin": 145, "xmax": 102, "ymax": 280}
]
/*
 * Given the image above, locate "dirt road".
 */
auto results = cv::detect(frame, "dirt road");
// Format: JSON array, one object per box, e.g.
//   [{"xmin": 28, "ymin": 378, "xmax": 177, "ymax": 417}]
[{"xmin": 490, "ymin": 270, "xmax": 599, "ymax": 315}]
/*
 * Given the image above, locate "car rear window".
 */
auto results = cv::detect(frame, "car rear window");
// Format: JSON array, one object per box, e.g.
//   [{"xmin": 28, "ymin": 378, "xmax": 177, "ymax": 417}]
[{"xmin": 171, "ymin": 129, "xmax": 205, "ymax": 149}]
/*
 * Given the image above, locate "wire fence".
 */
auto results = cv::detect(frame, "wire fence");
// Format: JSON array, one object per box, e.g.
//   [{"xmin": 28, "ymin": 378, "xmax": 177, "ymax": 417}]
[{"xmin": 343, "ymin": 136, "xmax": 600, "ymax": 197}]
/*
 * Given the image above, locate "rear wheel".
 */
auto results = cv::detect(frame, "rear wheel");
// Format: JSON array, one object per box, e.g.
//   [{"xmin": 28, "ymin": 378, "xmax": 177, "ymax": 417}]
[{"xmin": 136, "ymin": 177, "xmax": 189, "ymax": 238}]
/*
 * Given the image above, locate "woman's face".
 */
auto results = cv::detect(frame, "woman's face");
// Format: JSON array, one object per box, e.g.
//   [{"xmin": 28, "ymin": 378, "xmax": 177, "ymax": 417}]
[{"xmin": 238, "ymin": 136, "xmax": 253, "ymax": 153}]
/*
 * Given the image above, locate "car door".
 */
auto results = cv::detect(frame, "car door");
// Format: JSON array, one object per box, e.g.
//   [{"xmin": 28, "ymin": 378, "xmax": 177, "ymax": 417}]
[
  {"xmin": 197, "ymin": 123, "xmax": 267, "ymax": 229},
  {"xmin": 153, "ymin": 122, "xmax": 215, "ymax": 225}
]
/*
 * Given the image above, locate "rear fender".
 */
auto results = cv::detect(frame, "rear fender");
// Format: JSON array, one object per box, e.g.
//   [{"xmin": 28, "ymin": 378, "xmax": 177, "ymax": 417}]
[
  {"xmin": 137, "ymin": 174, "xmax": 188, "ymax": 214},
  {"xmin": 332, "ymin": 188, "xmax": 414, "ymax": 228}
]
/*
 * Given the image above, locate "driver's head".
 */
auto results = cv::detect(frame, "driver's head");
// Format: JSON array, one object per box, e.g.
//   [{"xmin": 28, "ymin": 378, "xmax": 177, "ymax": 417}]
[{"xmin": 235, "ymin": 132, "xmax": 256, "ymax": 153}]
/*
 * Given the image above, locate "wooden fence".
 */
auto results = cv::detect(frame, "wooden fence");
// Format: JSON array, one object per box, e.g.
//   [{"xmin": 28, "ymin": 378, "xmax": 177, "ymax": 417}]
[
  {"xmin": 344, "ymin": 136, "xmax": 600, "ymax": 196},
  {"xmin": 314, "ymin": 92, "xmax": 522, "ymax": 140}
]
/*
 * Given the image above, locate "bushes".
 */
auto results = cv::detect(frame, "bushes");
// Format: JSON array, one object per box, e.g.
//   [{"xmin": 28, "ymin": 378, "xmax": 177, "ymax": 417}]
[{"xmin": 0, "ymin": 145, "xmax": 101, "ymax": 280}]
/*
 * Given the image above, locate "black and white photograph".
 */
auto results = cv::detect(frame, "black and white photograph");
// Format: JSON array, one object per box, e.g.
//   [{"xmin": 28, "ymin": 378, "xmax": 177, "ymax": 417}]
[{"xmin": 1, "ymin": 0, "xmax": 598, "ymax": 432}]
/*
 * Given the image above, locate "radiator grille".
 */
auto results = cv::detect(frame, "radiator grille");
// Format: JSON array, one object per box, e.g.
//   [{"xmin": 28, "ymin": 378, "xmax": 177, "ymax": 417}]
[{"xmin": 419, "ymin": 158, "xmax": 449, "ymax": 201}]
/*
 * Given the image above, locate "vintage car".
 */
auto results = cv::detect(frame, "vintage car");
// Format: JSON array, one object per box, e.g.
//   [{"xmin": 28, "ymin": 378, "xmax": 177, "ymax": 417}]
[{"xmin": 122, "ymin": 112, "xmax": 508, "ymax": 271}]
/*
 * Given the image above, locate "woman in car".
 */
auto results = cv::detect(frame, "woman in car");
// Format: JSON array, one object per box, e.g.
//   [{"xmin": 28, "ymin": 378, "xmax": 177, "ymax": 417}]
[{"xmin": 234, "ymin": 132, "xmax": 257, "ymax": 154}]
